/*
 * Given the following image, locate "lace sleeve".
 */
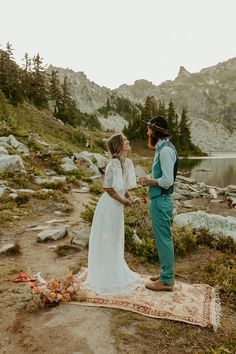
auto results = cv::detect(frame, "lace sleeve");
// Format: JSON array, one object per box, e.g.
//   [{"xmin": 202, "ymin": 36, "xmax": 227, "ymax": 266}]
[{"xmin": 103, "ymin": 159, "xmax": 124, "ymax": 190}]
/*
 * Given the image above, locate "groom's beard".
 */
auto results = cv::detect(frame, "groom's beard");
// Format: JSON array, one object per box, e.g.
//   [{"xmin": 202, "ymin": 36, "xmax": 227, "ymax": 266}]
[{"xmin": 148, "ymin": 135, "xmax": 156, "ymax": 149}]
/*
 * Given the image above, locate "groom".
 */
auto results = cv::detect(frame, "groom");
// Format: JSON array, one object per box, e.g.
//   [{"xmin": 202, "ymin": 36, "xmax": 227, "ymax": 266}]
[{"xmin": 139, "ymin": 115, "xmax": 178, "ymax": 291}]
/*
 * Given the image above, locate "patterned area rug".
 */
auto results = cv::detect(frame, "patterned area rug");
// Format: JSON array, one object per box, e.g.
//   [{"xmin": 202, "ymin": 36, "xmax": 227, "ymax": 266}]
[{"xmin": 70, "ymin": 267, "xmax": 220, "ymax": 330}]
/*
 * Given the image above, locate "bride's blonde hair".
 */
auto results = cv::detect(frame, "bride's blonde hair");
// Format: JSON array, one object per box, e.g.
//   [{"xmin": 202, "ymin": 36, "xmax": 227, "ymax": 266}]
[{"xmin": 107, "ymin": 133, "xmax": 125, "ymax": 167}]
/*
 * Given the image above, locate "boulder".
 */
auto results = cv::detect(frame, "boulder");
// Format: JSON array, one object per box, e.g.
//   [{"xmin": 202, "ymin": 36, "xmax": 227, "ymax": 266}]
[
  {"xmin": 37, "ymin": 227, "xmax": 68, "ymax": 242},
  {"xmin": 174, "ymin": 210, "xmax": 236, "ymax": 241},
  {"xmin": 0, "ymin": 243, "xmax": 15, "ymax": 254},
  {"xmin": 0, "ymin": 155, "xmax": 25, "ymax": 173},
  {"xmin": 0, "ymin": 146, "xmax": 9, "ymax": 155}
]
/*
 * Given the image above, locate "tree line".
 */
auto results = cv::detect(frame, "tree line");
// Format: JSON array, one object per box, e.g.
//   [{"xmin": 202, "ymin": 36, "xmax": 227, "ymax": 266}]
[
  {"xmin": 123, "ymin": 96, "xmax": 204, "ymax": 156},
  {"xmin": 0, "ymin": 42, "xmax": 204, "ymax": 155},
  {"xmin": 0, "ymin": 42, "xmax": 101, "ymax": 129}
]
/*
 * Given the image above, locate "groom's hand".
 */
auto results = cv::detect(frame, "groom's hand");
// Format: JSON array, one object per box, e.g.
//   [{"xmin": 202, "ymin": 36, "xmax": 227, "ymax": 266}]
[
  {"xmin": 139, "ymin": 177, "xmax": 149, "ymax": 186},
  {"xmin": 139, "ymin": 177, "xmax": 158, "ymax": 187}
]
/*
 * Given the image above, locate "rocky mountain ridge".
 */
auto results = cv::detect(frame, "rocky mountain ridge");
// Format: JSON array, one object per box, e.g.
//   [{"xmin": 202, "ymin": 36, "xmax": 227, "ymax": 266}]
[{"xmin": 47, "ymin": 57, "xmax": 236, "ymax": 152}]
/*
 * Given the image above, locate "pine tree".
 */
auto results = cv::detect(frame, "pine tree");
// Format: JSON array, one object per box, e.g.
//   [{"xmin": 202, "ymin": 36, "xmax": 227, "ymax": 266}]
[
  {"xmin": 49, "ymin": 70, "xmax": 62, "ymax": 114},
  {"xmin": 56, "ymin": 76, "xmax": 81, "ymax": 126},
  {"xmin": 167, "ymin": 100, "xmax": 179, "ymax": 145},
  {"xmin": 179, "ymin": 108, "xmax": 191, "ymax": 153},
  {"xmin": 0, "ymin": 42, "xmax": 23, "ymax": 105},
  {"xmin": 30, "ymin": 53, "xmax": 48, "ymax": 108},
  {"xmin": 139, "ymin": 96, "xmax": 158, "ymax": 138},
  {"xmin": 21, "ymin": 53, "xmax": 33, "ymax": 100},
  {"xmin": 157, "ymin": 101, "xmax": 166, "ymax": 116}
]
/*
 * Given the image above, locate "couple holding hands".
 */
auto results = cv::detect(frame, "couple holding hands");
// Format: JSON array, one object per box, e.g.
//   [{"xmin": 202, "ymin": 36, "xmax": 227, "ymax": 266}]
[{"xmin": 82, "ymin": 115, "xmax": 178, "ymax": 296}]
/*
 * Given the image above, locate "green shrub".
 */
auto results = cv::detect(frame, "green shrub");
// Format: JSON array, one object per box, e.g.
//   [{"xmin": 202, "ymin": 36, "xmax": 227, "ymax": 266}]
[
  {"xmin": 89, "ymin": 181, "xmax": 103, "ymax": 195},
  {"xmin": 191, "ymin": 254, "xmax": 236, "ymax": 304},
  {"xmin": 173, "ymin": 226, "xmax": 198, "ymax": 257},
  {"xmin": 15, "ymin": 193, "xmax": 31, "ymax": 205},
  {"xmin": 80, "ymin": 201, "xmax": 97, "ymax": 224},
  {"xmin": 194, "ymin": 228, "xmax": 236, "ymax": 254}
]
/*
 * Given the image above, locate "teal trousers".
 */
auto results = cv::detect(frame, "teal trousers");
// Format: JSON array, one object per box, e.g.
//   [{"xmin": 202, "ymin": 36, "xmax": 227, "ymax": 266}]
[{"xmin": 149, "ymin": 195, "xmax": 174, "ymax": 285}]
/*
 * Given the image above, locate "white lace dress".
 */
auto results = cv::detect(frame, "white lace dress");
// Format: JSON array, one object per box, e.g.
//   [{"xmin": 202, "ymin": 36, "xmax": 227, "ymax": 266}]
[{"xmin": 82, "ymin": 158, "xmax": 142, "ymax": 296}]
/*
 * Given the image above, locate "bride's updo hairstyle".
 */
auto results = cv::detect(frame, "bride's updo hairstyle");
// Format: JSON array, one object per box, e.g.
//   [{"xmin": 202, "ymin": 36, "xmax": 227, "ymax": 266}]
[{"xmin": 107, "ymin": 133, "xmax": 125, "ymax": 166}]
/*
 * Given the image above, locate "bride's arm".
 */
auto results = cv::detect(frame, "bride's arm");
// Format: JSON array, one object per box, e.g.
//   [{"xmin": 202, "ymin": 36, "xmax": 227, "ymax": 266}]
[{"xmin": 104, "ymin": 188, "xmax": 132, "ymax": 207}]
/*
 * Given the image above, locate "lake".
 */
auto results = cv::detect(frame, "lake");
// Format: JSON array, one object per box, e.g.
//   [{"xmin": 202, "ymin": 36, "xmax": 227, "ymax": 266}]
[
  {"xmin": 134, "ymin": 153, "xmax": 236, "ymax": 188},
  {"xmin": 179, "ymin": 153, "xmax": 236, "ymax": 188}
]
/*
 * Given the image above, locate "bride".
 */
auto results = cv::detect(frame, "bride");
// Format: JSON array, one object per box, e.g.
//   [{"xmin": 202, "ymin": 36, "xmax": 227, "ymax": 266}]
[{"xmin": 82, "ymin": 133, "xmax": 142, "ymax": 295}]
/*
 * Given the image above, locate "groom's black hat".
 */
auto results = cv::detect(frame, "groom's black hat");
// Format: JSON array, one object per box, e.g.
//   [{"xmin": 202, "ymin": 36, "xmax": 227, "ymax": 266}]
[{"xmin": 143, "ymin": 115, "xmax": 170, "ymax": 136}]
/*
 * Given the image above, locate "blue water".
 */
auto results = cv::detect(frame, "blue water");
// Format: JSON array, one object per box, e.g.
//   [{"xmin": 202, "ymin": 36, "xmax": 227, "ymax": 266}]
[{"xmin": 179, "ymin": 153, "xmax": 236, "ymax": 188}]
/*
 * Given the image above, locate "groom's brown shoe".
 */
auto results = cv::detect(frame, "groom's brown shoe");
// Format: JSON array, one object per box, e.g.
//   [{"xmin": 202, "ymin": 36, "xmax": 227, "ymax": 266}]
[
  {"xmin": 150, "ymin": 276, "xmax": 175, "ymax": 284},
  {"xmin": 145, "ymin": 280, "xmax": 173, "ymax": 292},
  {"xmin": 150, "ymin": 275, "xmax": 160, "ymax": 281}
]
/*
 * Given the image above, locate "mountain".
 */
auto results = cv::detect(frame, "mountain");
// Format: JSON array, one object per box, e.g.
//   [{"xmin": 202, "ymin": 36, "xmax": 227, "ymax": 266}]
[
  {"xmin": 48, "ymin": 58, "xmax": 236, "ymax": 152},
  {"xmin": 46, "ymin": 65, "xmax": 111, "ymax": 114}
]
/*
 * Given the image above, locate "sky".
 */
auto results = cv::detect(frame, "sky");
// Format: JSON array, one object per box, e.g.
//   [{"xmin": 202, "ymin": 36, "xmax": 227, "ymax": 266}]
[{"xmin": 1, "ymin": 0, "xmax": 236, "ymax": 89}]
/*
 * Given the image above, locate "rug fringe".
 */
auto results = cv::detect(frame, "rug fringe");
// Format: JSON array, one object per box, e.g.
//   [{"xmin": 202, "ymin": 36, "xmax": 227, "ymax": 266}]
[{"xmin": 213, "ymin": 286, "xmax": 221, "ymax": 331}]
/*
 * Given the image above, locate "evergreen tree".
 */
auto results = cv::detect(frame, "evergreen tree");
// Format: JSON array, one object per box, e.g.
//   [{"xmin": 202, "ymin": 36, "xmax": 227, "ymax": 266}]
[
  {"xmin": 0, "ymin": 42, "xmax": 23, "ymax": 105},
  {"xmin": 179, "ymin": 108, "xmax": 191, "ymax": 153},
  {"xmin": 21, "ymin": 53, "xmax": 33, "ymax": 100},
  {"xmin": 49, "ymin": 70, "xmax": 62, "ymax": 114},
  {"xmin": 166, "ymin": 100, "xmax": 180, "ymax": 147},
  {"xmin": 30, "ymin": 53, "xmax": 48, "ymax": 108},
  {"xmin": 139, "ymin": 96, "xmax": 158, "ymax": 138},
  {"xmin": 56, "ymin": 76, "xmax": 81, "ymax": 126},
  {"xmin": 157, "ymin": 101, "xmax": 166, "ymax": 116}
]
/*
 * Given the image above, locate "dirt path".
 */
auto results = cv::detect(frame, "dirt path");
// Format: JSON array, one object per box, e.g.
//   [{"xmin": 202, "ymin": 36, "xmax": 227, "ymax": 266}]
[{"xmin": 0, "ymin": 191, "xmax": 118, "ymax": 354}]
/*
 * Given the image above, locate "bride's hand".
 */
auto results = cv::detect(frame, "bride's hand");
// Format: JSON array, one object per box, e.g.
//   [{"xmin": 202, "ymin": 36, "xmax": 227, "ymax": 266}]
[{"xmin": 123, "ymin": 198, "xmax": 133, "ymax": 207}]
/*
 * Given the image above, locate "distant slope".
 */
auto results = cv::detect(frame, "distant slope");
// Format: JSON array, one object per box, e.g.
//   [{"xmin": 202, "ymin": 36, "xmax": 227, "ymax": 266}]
[
  {"xmin": 48, "ymin": 58, "xmax": 236, "ymax": 152},
  {"xmin": 0, "ymin": 91, "xmax": 87, "ymax": 152}
]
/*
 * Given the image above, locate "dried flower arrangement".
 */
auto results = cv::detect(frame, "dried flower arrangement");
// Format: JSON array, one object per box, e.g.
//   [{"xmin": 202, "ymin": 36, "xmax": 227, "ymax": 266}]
[{"xmin": 30, "ymin": 274, "xmax": 81, "ymax": 306}]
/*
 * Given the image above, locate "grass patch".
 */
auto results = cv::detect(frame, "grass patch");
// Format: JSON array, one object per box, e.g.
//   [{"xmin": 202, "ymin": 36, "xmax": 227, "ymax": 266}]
[
  {"xmin": 111, "ymin": 310, "xmax": 236, "ymax": 354},
  {"xmin": 89, "ymin": 181, "xmax": 103, "ymax": 195},
  {"xmin": 189, "ymin": 253, "xmax": 236, "ymax": 304}
]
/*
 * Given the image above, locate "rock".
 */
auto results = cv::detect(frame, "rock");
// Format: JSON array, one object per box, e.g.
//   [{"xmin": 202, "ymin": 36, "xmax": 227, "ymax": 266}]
[
  {"xmin": 17, "ymin": 189, "xmax": 35, "ymax": 194},
  {"xmin": 0, "ymin": 146, "xmax": 9, "ymax": 155},
  {"xmin": 37, "ymin": 227, "xmax": 68, "ymax": 242},
  {"xmin": 8, "ymin": 135, "xmax": 29, "ymax": 155},
  {"xmin": 61, "ymin": 157, "xmax": 75, "ymax": 164},
  {"xmin": 72, "ymin": 225, "xmax": 91, "ymax": 246},
  {"xmin": 9, "ymin": 193, "xmax": 18, "ymax": 199},
  {"xmin": 35, "ymin": 176, "xmax": 66, "ymax": 185},
  {"xmin": 46, "ymin": 218, "xmax": 69, "ymax": 224},
  {"xmin": 46, "ymin": 65, "xmax": 111, "ymax": 114},
  {"xmin": 35, "ymin": 139, "xmax": 50, "ymax": 147},
  {"xmin": 0, "ymin": 243, "xmax": 15, "ymax": 254},
  {"xmin": 0, "ymin": 155, "xmax": 25, "ymax": 173},
  {"xmin": 98, "ymin": 114, "xmax": 128, "ymax": 132},
  {"xmin": 0, "ymin": 186, "xmax": 7, "ymax": 197},
  {"xmin": 227, "ymin": 196, "xmax": 236, "ymax": 208},
  {"xmin": 174, "ymin": 210, "xmax": 236, "ymax": 241},
  {"xmin": 75, "ymin": 151, "xmax": 108, "ymax": 170},
  {"xmin": 181, "ymin": 200, "xmax": 194, "ymax": 208},
  {"xmin": 72, "ymin": 187, "xmax": 89, "ymax": 193},
  {"xmin": 173, "ymin": 192, "xmax": 187, "ymax": 201},
  {"xmin": 75, "ymin": 155, "xmax": 100, "ymax": 175},
  {"xmin": 60, "ymin": 163, "xmax": 78, "ymax": 172},
  {"xmin": 208, "ymin": 188, "xmax": 218, "ymax": 199},
  {"xmin": 176, "ymin": 176, "xmax": 197, "ymax": 184}
]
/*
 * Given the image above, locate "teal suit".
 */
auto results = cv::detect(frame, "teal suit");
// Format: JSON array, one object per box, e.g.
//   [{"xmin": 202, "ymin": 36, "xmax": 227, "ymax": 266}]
[{"xmin": 149, "ymin": 141, "xmax": 178, "ymax": 285}]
